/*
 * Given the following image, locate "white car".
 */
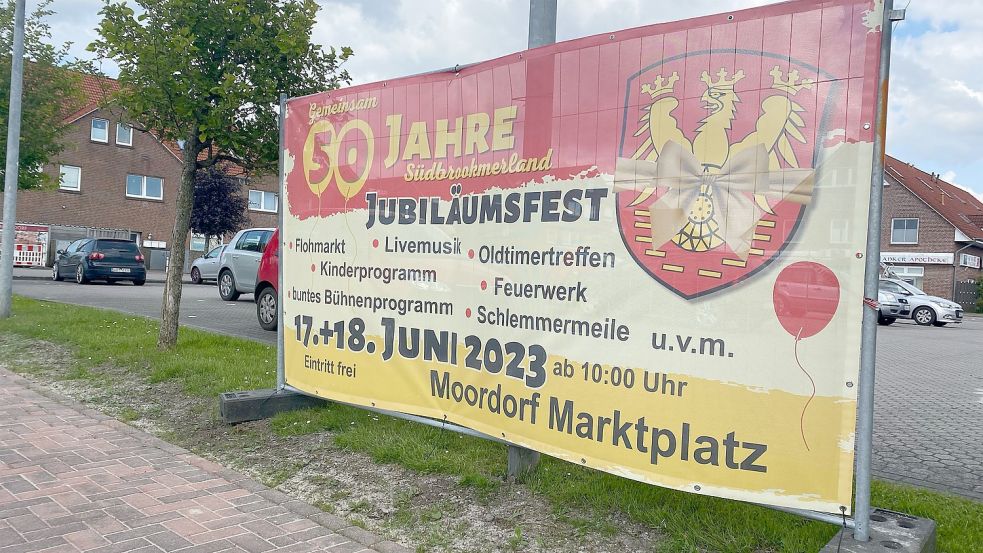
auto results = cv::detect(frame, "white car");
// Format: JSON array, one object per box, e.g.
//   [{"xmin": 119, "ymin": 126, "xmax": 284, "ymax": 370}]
[
  {"xmin": 879, "ymin": 278, "xmax": 963, "ymax": 327},
  {"xmin": 217, "ymin": 228, "xmax": 275, "ymax": 301},
  {"xmin": 190, "ymin": 245, "xmax": 225, "ymax": 284}
]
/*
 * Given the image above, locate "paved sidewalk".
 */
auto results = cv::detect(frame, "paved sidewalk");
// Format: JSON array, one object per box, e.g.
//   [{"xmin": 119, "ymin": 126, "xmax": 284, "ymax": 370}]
[{"xmin": 0, "ymin": 369, "xmax": 409, "ymax": 553}]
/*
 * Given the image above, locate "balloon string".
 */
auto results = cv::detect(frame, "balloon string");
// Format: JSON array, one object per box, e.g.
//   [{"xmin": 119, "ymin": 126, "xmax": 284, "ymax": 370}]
[{"xmin": 794, "ymin": 329, "xmax": 816, "ymax": 452}]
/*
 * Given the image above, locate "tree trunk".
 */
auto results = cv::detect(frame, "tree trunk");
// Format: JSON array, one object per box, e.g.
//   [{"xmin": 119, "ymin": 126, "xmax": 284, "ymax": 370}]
[{"xmin": 157, "ymin": 133, "xmax": 200, "ymax": 349}]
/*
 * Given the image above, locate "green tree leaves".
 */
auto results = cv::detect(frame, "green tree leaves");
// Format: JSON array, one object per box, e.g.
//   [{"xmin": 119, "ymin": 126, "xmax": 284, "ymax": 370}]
[
  {"xmin": 88, "ymin": 0, "xmax": 352, "ymax": 174},
  {"xmin": 0, "ymin": 0, "xmax": 90, "ymax": 190}
]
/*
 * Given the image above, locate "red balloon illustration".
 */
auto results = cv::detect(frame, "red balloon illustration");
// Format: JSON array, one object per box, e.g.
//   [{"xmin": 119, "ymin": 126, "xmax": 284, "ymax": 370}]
[{"xmin": 772, "ymin": 262, "xmax": 841, "ymax": 451}]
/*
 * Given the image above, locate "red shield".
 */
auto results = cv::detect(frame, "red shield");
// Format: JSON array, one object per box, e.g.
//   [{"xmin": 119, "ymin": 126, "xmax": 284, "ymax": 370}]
[{"xmin": 616, "ymin": 50, "xmax": 840, "ymax": 299}]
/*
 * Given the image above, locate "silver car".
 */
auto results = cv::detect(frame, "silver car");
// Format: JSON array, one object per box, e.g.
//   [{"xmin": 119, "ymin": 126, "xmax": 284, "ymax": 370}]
[
  {"xmin": 190, "ymin": 245, "xmax": 225, "ymax": 284},
  {"xmin": 877, "ymin": 290, "xmax": 906, "ymax": 325},
  {"xmin": 879, "ymin": 278, "xmax": 963, "ymax": 327},
  {"xmin": 217, "ymin": 228, "xmax": 274, "ymax": 301}
]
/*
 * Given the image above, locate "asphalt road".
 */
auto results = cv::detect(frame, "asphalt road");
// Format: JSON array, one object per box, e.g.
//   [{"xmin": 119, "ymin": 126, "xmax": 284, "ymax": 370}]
[
  {"xmin": 10, "ymin": 277, "xmax": 983, "ymax": 501},
  {"xmin": 12, "ymin": 278, "xmax": 274, "ymax": 344}
]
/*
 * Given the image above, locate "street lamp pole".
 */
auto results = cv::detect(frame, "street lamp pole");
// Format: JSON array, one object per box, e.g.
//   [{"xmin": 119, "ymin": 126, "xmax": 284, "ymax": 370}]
[{"xmin": 0, "ymin": 0, "xmax": 27, "ymax": 319}]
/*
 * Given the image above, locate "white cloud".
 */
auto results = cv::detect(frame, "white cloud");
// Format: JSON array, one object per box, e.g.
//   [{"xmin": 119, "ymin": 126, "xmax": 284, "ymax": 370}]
[{"xmin": 37, "ymin": 0, "xmax": 983, "ymax": 199}]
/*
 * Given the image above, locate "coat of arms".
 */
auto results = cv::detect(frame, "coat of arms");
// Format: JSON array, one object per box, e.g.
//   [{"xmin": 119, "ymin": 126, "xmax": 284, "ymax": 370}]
[{"xmin": 615, "ymin": 52, "xmax": 833, "ymax": 299}]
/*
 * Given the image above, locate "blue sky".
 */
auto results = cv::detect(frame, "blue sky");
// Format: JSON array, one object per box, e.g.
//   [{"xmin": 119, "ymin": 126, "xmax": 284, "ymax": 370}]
[{"xmin": 40, "ymin": 0, "xmax": 983, "ymax": 200}]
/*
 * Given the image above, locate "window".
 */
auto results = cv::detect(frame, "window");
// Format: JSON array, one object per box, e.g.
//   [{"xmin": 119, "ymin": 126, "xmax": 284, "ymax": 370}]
[
  {"xmin": 960, "ymin": 253, "xmax": 982, "ymax": 269},
  {"xmin": 59, "ymin": 165, "xmax": 81, "ymax": 191},
  {"xmin": 891, "ymin": 266, "xmax": 925, "ymax": 289},
  {"xmin": 191, "ymin": 233, "xmax": 206, "ymax": 252},
  {"xmin": 116, "ymin": 123, "xmax": 133, "ymax": 146},
  {"xmin": 129, "ymin": 232, "xmax": 141, "ymax": 246},
  {"xmin": 248, "ymin": 190, "xmax": 278, "ymax": 212},
  {"xmin": 90, "ymin": 118, "xmax": 109, "ymax": 142},
  {"xmin": 66, "ymin": 239, "xmax": 88, "ymax": 254},
  {"xmin": 235, "ymin": 229, "xmax": 273, "ymax": 252},
  {"xmin": 890, "ymin": 218, "xmax": 918, "ymax": 244},
  {"xmin": 126, "ymin": 174, "xmax": 163, "ymax": 200}
]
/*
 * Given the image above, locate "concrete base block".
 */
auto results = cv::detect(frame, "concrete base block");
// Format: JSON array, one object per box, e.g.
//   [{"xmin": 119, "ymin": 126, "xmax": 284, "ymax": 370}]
[
  {"xmin": 822, "ymin": 509, "xmax": 936, "ymax": 553},
  {"xmin": 219, "ymin": 388, "xmax": 326, "ymax": 424},
  {"xmin": 507, "ymin": 445, "xmax": 540, "ymax": 478}
]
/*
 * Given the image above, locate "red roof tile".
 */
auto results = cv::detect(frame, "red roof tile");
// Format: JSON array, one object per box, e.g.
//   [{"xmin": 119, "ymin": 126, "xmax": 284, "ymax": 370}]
[
  {"xmin": 62, "ymin": 72, "xmax": 120, "ymax": 124},
  {"xmin": 884, "ymin": 155, "xmax": 983, "ymax": 240}
]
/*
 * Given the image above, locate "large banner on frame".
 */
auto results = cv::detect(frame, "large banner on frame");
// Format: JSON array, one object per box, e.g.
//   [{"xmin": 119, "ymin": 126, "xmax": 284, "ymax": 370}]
[{"xmin": 282, "ymin": 0, "xmax": 886, "ymax": 513}]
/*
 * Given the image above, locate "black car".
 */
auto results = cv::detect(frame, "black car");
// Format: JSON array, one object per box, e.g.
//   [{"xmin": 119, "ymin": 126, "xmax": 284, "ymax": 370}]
[{"xmin": 52, "ymin": 238, "xmax": 147, "ymax": 285}]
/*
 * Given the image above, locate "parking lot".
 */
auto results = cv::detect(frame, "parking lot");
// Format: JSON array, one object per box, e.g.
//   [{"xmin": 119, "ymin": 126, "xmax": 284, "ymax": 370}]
[{"xmin": 10, "ymin": 277, "xmax": 983, "ymax": 502}]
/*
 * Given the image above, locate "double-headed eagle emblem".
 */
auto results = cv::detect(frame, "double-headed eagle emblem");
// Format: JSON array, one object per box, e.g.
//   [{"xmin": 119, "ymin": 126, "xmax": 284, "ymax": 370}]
[{"xmin": 615, "ymin": 66, "xmax": 817, "ymax": 259}]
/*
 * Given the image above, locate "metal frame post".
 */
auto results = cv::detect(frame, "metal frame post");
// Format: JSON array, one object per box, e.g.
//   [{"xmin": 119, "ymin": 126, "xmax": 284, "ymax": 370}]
[
  {"xmin": 505, "ymin": 0, "xmax": 558, "ymax": 478},
  {"xmin": 855, "ymin": 0, "xmax": 901, "ymax": 542},
  {"xmin": 276, "ymin": 93, "xmax": 287, "ymax": 390},
  {"xmin": 527, "ymin": 0, "xmax": 556, "ymax": 49},
  {"xmin": 0, "ymin": 0, "xmax": 27, "ymax": 319}
]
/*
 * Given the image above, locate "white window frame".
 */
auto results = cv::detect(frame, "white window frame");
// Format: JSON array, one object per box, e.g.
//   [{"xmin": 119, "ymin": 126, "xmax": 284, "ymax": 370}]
[
  {"xmin": 190, "ymin": 233, "xmax": 207, "ymax": 252},
  {"xmin": 126, "ymin": 174, "xmax": 164, "ymax": 200},
  {"xmin": 892, "ymin": 266, "xmax": 925, "ymax": 289},
  {"xmin": 59, "ymin": 165, "xmax": 81, "ymax": 191},
  {"xmin": 959, "ymin": 253, "xmax": 981, "ymax": 269},
  {"xmin": 90, "ymin": 118, "xmax": 109, "ymax": 143},
  {"xmin": 116, "ymin": 122, "xmax": 133, "ymax": 146},
  {"xmin": 248, "ymin": 189, "xmax": 278, "ymax": 213},
  {"xmin": 890, "ymin": 218, "xmax": 919, "ymax": 245}
]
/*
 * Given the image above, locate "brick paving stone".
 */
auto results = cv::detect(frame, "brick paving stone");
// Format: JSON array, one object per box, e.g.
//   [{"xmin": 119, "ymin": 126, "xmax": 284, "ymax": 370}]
[
  {"xmin": 0, "ymin": 369, "xmax": 402, "ymax": 552},
  {"xmin": 872, "ymin": 319, "xmax": 983, "ymax": 501}
]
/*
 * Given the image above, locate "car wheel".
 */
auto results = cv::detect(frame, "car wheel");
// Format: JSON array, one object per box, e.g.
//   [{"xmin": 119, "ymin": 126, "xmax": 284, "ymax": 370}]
[
  {"xmin": 256, "ymin": 287, "xmax": 278, "ymax": 331},
  {"xmin": 51, "ymin": 264, "xmax": 63, "ymax": 281},
  {"xmin": 133, "ymin": 279, "xmax": 145, "ymax": 286},
  {"xmin": 75, "ymin": 264, "xmax": 89, "ymax": 284},
  {"xmin": 218, "ymin": 270, "xmax": 240, "ymax": 301},
  {"xmin": 912, "ymin": 306, "xmax": 936, "ymax": 326},
  {"xmin": 191, "ymin": 267, "xmax": 202, "ymax": 284},
  {"xmin": 931, "ymin": 321, "xmax": 947, "ymax": 327},
  {"xmin": 877, "ymin": 315, "xmax": 895, "ymax": 326}
]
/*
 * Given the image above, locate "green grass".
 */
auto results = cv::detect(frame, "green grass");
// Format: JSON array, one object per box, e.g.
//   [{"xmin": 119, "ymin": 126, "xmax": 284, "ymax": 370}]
[
  {"xmin": 2, "ymin": 295, "xmax": 980, "ymax": 552},
  {"xmin": 118, "ymin": 406, "xmax": 142, "ymax": 422}
]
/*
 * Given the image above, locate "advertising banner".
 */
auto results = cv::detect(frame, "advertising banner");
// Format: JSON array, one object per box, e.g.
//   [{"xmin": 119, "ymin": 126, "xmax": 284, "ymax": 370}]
[{"xmin": 282, "ymin": 0, "xmax": 886, "ymax": 513}]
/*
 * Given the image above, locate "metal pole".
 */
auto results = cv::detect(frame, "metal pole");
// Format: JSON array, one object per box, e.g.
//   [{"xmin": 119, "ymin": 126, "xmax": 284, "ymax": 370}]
[
  {"xmin": 503, "ymin": 0, "xmax": 558, "ymax": 479},
  {"xmin": 283, "ymin": 384, "xmax": 509, "ymax": 445},
  {"xmin": 855, "ymin": 0, "xmax": 902, "ymax": 542},
  {"xmin": 0, "ymin": 0, "xmax": 27, "ymax": 319},
  {"xmin": 527, "ymin": 0, "xmax": 557, "ymax": 49},
  {"xmin": 276, "ymin": 93, "xmax": 287, "ymax": 390}
]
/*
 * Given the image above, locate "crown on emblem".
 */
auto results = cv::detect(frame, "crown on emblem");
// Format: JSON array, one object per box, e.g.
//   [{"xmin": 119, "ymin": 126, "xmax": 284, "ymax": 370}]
[
  {"xmin": 641, "ymin": 72, "xmax": 679, "ymax": 98},
  {"xmin": 701, "ymin": 68, "xmax": 746, "ymax": 90},
  {"xmin": 769, "ymin": 65, "xmax": 815, "ymax": 94}
]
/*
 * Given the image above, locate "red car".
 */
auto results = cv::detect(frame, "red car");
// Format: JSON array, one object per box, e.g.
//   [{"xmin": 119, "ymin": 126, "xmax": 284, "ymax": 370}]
[{"xmin": 255, "ymin": 228, "xmax": 279, "ymax": 331}]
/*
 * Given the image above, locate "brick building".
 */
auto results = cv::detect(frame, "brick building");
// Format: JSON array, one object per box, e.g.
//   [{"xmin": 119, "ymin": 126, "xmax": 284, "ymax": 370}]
[
  {"xmin": 880, "ymin": 155, "xmax": 983, "ymax": 308},
  {"xmin": 0, "ymin": 73, "xmax": 278, "ymax": 271}
]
